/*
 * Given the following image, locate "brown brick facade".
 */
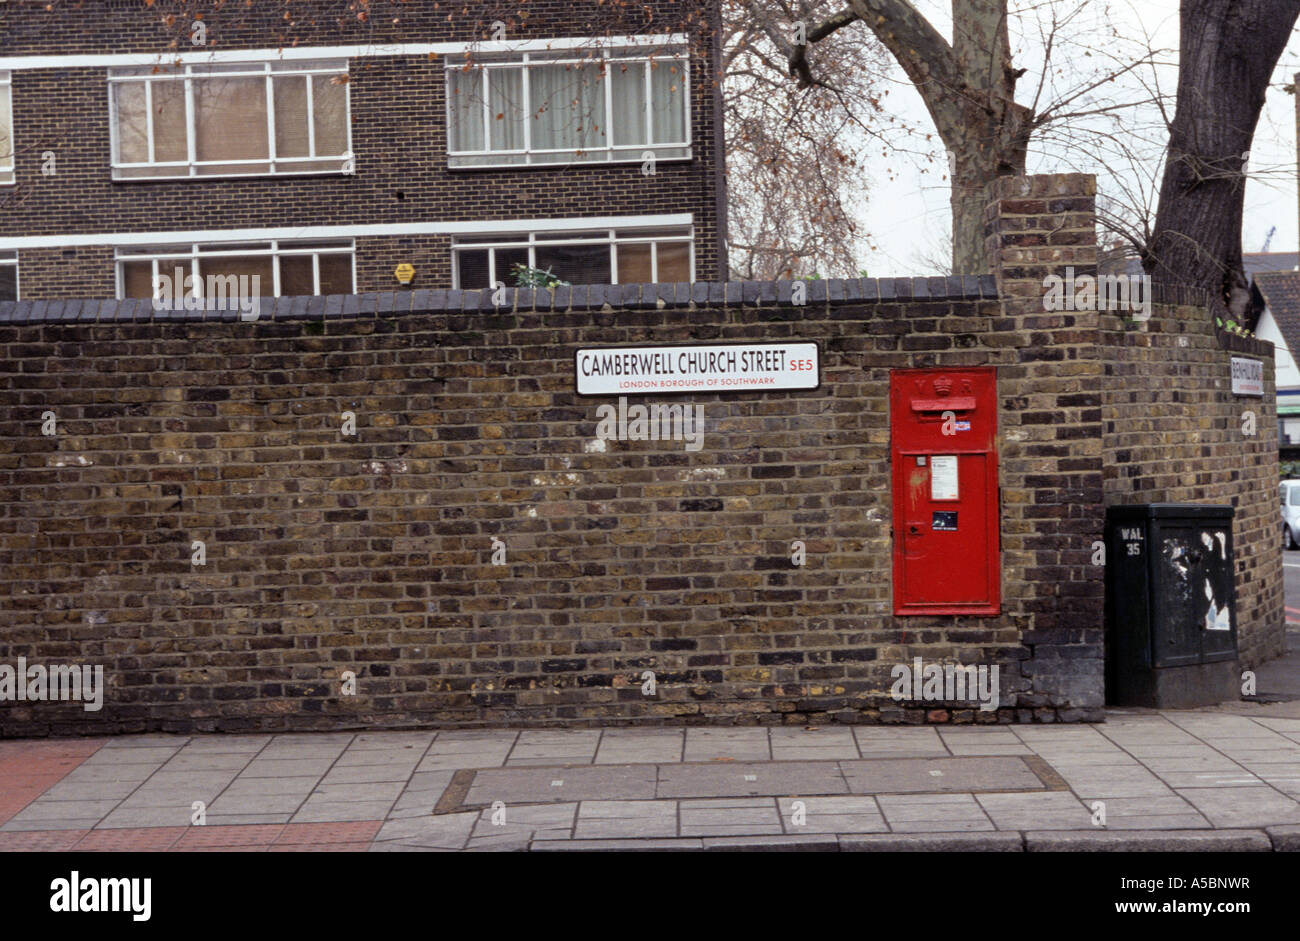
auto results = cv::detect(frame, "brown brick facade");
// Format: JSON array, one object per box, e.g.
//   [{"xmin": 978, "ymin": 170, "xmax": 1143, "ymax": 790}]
[
  {"xmin": 1102, "ymin": 300, "xmax": 1283, "ymax": 669},
  {"xmin": 0, "ymin": 0, "xmax": 725, "ymax": 297},
  {"xmin": 0, "ymin": 173, "xmax": 1283, "ymax": 735}
]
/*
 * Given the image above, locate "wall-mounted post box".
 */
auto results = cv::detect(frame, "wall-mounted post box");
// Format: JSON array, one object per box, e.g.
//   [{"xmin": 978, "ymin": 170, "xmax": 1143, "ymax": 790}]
[{"xmin": 890, "ymin": 368, "xmax": 1000, "ymax": 615}]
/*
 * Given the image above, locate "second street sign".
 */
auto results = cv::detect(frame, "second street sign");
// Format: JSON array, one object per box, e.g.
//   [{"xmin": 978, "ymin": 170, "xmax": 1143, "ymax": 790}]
[{"xmin": 576, "ymin": 342, "xmax": 820, "ymax": 396}]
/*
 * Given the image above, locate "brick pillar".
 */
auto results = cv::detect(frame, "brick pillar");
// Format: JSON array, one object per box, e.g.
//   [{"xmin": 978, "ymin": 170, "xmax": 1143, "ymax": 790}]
[{"xmin": 984, "ymin": 173, "xmax": 1106, "ymax": 717}]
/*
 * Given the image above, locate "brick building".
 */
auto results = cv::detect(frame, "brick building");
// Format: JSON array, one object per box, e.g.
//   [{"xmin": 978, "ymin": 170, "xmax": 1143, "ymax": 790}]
[{"xmin": 0, "ymin": 0, "xmax": 726, "ymax": 302}]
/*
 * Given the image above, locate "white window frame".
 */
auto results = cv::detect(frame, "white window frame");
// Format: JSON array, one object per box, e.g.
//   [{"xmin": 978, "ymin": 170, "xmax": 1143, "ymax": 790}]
[
  {"xmin": 0, "ymin": 71, "xmax": 13, "ymax": 185},
  {"xmin": 445, "ymin": 48, "xmax": 691, "ymax": 169},
  {"xmin": 107, "ymin": 60, "xmax": 354, "ymax": 181},
  {"xmin": 114, "ymin": 240, "xmax": 356, "ymax": 299},
  {"xmin": 0, "ymin": 251, "xmax": 18, "ymax": 301},
  {"xmin": 451, "ymin": 228, "xmax": 694, "ymax": 289}
]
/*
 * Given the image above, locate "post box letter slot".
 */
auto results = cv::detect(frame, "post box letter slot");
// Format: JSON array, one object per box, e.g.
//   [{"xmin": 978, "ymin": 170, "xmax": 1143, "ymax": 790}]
[{"xmin": 910, "ymin": 396, "xmax": 977, "ymax": 413}]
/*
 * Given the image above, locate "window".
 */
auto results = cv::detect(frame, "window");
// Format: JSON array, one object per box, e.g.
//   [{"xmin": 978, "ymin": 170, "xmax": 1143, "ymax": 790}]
[
  {"xmin": 109, "ymin": 60, "xmax": 352, "ymax": 180},
  {"xmin": 116, "ymin": 240, "xmax": 354, "ymax": 299},
  {"xmin": 453, "ymin": 229, "xmax": 693, "ymax": 288},
  {"xmin": 0, "ymin": 252, "xmax": 16, "ymax": 301},
  {"xmin": 446, "ymin": 48, "xmax": 689, "ymax": 168},
  {"xmin": 0, "ymin": 71, "xmax": 13, "ymax": 184}
]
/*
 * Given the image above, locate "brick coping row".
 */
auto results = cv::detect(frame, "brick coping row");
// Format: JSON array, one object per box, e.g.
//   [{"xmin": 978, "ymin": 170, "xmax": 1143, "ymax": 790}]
[{"xmin": 0, "ymin": 275, "xmax": 999, "ymax": 325}]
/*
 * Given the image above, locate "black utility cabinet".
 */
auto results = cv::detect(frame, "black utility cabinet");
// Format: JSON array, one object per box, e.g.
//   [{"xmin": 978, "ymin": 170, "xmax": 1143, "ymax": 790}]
[{"xmin": 1104, "ymin": 504, "xmax": 1239, "ymax": 708}]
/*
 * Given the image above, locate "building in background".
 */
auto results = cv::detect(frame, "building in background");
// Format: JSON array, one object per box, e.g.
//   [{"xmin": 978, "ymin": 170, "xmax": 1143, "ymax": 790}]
[{"xmin": 0, "ymin": 1, "xmax": 725, "ymax": 302}]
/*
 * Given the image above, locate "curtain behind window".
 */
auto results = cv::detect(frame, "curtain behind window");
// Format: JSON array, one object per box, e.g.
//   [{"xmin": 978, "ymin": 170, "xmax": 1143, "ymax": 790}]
[
  {"xmin": 448, "ymin": 67, "xmax": 485, "ymax": 153},
  {"xmin": 530, "ymin": 62, "xmax": 605, "ymax": 158},
  {"xmin": 609, "ymin": 62, "xmax": 646, "ymax": 147},
  {"xmin": 650, "ymin": 60, "xmax": 686, "ymax": 143},
  {"xmin": 194, "ymin": 77, "xmax": 269, "ymax": 167},
  {"xmin": 488, "ymin": 68, "xmax": 524, "ymax": 152}
]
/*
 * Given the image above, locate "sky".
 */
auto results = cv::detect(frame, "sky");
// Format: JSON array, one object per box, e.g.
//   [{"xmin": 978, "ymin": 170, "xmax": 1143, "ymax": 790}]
[{"xmin": 853, "ymin": 0, "xmax": 1300, "ymax": 276}]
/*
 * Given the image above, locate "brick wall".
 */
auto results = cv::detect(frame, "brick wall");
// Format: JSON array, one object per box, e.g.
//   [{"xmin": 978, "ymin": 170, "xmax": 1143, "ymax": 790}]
[
  {"xmin": 1101, "ymin": 295, "xmax": 1284, "ymax": 668},
  {"xmin": 0, "ymin": 173, "xmax": 1282, "ymax": 735},
  {"xmin": 0, "ymin": 0, "xmax": 725, "ymax": 294}
]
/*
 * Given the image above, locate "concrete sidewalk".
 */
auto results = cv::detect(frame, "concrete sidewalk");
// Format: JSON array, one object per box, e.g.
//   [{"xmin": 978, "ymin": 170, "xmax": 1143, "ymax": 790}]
[{"xmin": 3, "ymin": 708, "xmax": 1300, "ymax": 852}]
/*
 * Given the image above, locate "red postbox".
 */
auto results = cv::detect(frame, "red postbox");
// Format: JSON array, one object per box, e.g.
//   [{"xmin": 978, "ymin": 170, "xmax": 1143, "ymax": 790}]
[{"xmin": 890, "ymin": 367, "xmax": 1000, "ymax": 615}]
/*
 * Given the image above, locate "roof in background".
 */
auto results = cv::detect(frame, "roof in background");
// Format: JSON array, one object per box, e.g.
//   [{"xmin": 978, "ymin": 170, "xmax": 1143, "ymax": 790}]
[
  {"xmin": 1254, "ymin": 270, "xmax": 1300, "ymax": 357},
  {"xmin": 1121, "ymin": 251, "xmax": 1300, "ymax": 278}
]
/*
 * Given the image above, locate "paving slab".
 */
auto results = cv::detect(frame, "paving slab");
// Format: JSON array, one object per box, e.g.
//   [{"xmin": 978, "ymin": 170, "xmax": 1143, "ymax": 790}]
[
  {"xmin": 158, "ymin": 753, "xmax": 255, "ymax": 772},
  {"xmin": 679, "ymin": 797, "xmax": 783, "ymax": 837},
  {"xmin": 840, "ymin": 756, "xmax": 1043, "ymax": 794},
  {"xmin": 682, "ymin": 729, "xmax": 772, "ymax": 762},
  {"xmin": 38, "ymin": 780, "xmax": 139, "ymax": 801},
  {"xmin": 373, "ymin": 813, "xmax": 478, "ymax": 850},
  {"xmin": 239, "ymin": 758, "xmax": 337, "ymax": 778},
  {"xmin": 593, "ymin": 731, "xmax": 684, "ymax": 765},
  {"xmin": 333, "ymin": 748, "xmax": 425, "ymax": 767},
  {"xmin": 96, "ymin": 808, "xmax": 194, "ymax": 829},
  {"xmin": 1, "ymin": 817, "xmax": 105, "ymax": 832},
  {"xmin": 207, "ymin": 795, "xmax": 306, "ymax": 815},
  {"xmin": 574, "ymin": 815, "xmax": 679, "ymax": 839},
  {"xmin": 876, "ymin": 793, "xmax": 994, "ymax": 832},
  {"xmin": 319, "ymin": 763, "xmax": 419, "ymax": 785},
  {"xmin": 975, "ymin": 791, "xmax": 1095, "ymax": 830},
  {"xmin": 289, "ymin": 800, "xmax": 393, "ymax": 823},
  {"xmin": 79, "ymin": 747, "xmax": 180, "ymax": 765},
  {"xmin": 657, "ymin": 761, "xmax": 847, "ymax": 798},
  {"xmin": 306, "ymin": 782, "xmax": 405, "ymax": 803},
  {"xmin": 1174, "ymin": 786, "xmax": 1300, "ymax": 827},
  {"xmin": 465, "ymin": 764, "xmax": 658, "ymax": 805},
  {"xmin": 852, "ymin": 728, "xmax": 949, "ymax": 758},
  {"xmin": 172, "ymin": 736, "xmax": 272, "ymax": 754},
  {"xmin": 1157, "ymin": 770, "xmax": 1263, "ymax": 788},
  {"xmin": 7, "ymin": 799, "xmax": 119, "ymax": 821},
  {"xmin": 217, "ymin": 775, "xmax": 321, "ymax": 796},
  {"xmin": 776, "ymin": 795, "xmax": 887, "ymax": 834},
  {"xmin": 349, "ymin": 732, "xmax": 437, "ymax": 751}
]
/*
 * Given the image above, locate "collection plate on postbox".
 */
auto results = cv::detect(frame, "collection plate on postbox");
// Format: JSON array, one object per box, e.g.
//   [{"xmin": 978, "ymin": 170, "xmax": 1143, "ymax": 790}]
[{"xmin": 890, "ymin": 367, "xmax": 1000, "ymax": 616}]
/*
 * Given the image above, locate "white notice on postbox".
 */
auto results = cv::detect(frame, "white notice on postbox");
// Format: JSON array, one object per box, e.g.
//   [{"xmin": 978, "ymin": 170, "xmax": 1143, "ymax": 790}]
[{"xmin": 930, "ymin": 455, "xmax": 959, "ymax": 501}]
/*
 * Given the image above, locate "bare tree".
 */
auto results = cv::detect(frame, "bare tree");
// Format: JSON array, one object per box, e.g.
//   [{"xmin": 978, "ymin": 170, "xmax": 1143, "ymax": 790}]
[
  {"xmin": 789, "ymin": 0, "xmax": 1165, "ymax": 274},
  {"xmin": 723, "ymin": 0, "xmax": 896, "ymax": 278},
  {"xmin": 1147, "ymin": 0, "xmax": 1300, "ymax": 316}
]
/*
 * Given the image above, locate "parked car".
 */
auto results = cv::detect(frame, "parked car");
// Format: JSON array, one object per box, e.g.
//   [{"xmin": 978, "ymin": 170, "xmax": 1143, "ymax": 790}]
[{"xmin": 1283, "ymin": 480, "xmax": 1300, "ymax": 549}]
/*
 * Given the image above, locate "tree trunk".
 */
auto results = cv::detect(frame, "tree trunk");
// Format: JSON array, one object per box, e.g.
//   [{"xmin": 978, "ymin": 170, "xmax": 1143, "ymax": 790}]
[
  {"xmin": 834, "ymin": 0, "xmax": 1030, "ymax": 273},
  {"xmin": 1148, "ymin": 0, "xmax": 1300, "ymax": 316},
  {"xmin": 949, "ymin": 111, "xmax": 1031, "ymax": 275}
]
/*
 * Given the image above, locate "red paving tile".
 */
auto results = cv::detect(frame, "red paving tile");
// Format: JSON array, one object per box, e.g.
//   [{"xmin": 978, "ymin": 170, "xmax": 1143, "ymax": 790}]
[
  {"xmin": 269, "ymin": 842, "xmax": 372, "ymax": 851},
  {"xmin": 173, "ymin": 825, "xmax": 286, "ymax": 848},
  {"xmin": 71, "ymin": 828, "xmax": 188, "ymax": 852},
  {"xmin": 275, "ymin": 821, "xmax": 383, "ymax": 845},
  {"xmin": 174, "ymin": 845, "xmax": 271, "ymax": 852},
  {"xmin": 0, "ymin": 830, "xmax": 90, "ymax": 852},
  {"xmin": 0, "ymin": 739, "xmax": 105, "ymax": 826}
]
